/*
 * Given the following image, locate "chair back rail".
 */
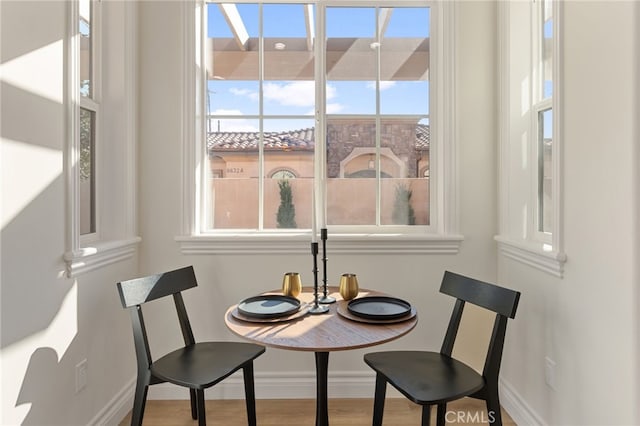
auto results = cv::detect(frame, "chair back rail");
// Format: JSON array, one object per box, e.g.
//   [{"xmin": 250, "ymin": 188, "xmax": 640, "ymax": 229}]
[
  {"xmin": 117, "ymin": 266, "xmax": 198, "ymax": 308},
  {"xmin": 440, "ymin": 271, "xmax": 520, "ymax": 318}
]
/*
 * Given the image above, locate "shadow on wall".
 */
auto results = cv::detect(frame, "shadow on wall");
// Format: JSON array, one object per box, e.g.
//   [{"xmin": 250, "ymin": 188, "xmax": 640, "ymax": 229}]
[
  {"xmin": 15, "ymin": 346, "xmax": 76, "ymax": 425},
  {"xmin": 2, "ymin": 2, "xmax": 88, "ymax": 422}
]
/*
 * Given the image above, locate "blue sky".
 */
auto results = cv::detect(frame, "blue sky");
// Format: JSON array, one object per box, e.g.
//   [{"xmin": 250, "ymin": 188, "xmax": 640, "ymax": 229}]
[{"xmin": 206, "ymin": 4, "xmax": 430, "ymax": 131}]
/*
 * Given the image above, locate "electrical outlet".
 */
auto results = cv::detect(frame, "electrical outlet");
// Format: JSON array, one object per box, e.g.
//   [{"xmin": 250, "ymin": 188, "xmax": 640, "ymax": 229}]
[
  {"xmin": 76, "ymin": 359, "xmax": 88, "ymax": 393},
  {"xmin": 544, "ymin": 356, "xmax": 556, "ymax": 390}
]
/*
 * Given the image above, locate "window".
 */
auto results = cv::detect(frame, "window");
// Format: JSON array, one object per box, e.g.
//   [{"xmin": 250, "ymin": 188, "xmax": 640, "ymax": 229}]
[
  {"xmin": 79, "ymin": 0, "xmax": 98, "ymax": 236},
  {"xmin": 79, "ymin": 106, "xmax": 96, "ymax": 234},
  {"xmin": 183, "ymin": 0, "xmax": 460, "ymax": 251},
  {"xmin": 64, "ymin": 0, "xmax": 140, "ymax": 276},
  {"xmin": 496, "ymin": 0, "xmax": 564, "ymax": 276},
  {"xmin": 534, "ymin": 0, "xmax": 553, "ymax": 238}
]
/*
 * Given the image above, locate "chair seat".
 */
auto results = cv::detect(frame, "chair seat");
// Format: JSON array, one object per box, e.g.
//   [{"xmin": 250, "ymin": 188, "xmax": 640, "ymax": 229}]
[
  {"xmin": 152, "ymin": 342, "xmax": 265, "ymax": 390},
  {"xmin": 364, "ymin": 351, "xmax": 485, "ymax": 405}
]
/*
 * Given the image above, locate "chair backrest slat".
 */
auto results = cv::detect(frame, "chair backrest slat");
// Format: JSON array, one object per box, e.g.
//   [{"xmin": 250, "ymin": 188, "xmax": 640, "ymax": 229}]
[
  {"xmin": 117, "ymin": 266, "xmax": 197, "ymax": 308},
  {"xmin": 174, "ymin": 292, "xmax": 196, "ymax": 346},
  {"xmin": 439, "ymin": 271, "xmax": 520, "ymax": 318},
  {"xmin": 440, "ymin": 299, "xmax": 465, "ymax": 356}
]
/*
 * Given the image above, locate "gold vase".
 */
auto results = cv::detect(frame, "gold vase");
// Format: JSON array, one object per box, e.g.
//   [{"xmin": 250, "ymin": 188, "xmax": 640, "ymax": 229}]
[
  {"xmin": 339, "ymin": 273, "xmax": 359, "ymax": 301},
  {"xmin": 282, "ymin": 272, "xmax": 302, "ymax": 298}
]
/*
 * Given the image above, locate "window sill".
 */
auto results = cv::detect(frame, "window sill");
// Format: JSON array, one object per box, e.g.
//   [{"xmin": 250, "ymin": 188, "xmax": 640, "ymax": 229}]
[
  {"xmin": 176, "ymin": 233, "xmax": 464, "ymax": 255},
  {"xmin": 495, "ymin": 236, "xmax": 566, "ymax": 278},
  {"xmin": 64, "ymin": 237, "xmax": 141, "ymax": 278}
]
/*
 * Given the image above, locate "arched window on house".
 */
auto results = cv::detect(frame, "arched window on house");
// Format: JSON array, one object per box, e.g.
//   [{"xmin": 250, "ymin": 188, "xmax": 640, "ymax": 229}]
[{"xmin": 271, "ymin": 169, "xmax": 297, "ymax": 180}]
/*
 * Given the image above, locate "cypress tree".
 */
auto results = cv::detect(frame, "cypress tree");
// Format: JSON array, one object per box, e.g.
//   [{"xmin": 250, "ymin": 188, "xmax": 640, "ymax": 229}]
[
  {"xmin": 392, "ymin": 184, "xmax": 416, "ymax": 225},
  {"xmin": 276, "ymin": 180, "xmax": 297, "ymax": 228}
]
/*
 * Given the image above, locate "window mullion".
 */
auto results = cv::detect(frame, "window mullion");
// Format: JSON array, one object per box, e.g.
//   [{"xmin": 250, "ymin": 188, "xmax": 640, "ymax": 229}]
[
  {"xmin": 258, "ymin": 3, "xmax": 265, "ymax": 231},
  {"xmin": 375, "ymin": 6, "xmax": 381, "ymax": 227},
  {"xmin": 316, "ymin": 4, "xmax": 326, "ymax": 230}
]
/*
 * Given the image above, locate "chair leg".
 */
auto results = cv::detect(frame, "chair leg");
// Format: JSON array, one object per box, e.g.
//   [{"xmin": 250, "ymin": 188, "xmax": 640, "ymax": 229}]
[
  {"xmin": 196, "ymin": 389, "xmax": 206, "ymax": 426},
  {"xmin": 485, "ymin": 387, "xmax": 502, "ymax": 426},
  {"xmin": 243, "ymin": 362, "xmax": 257, "ymax": 426},
  {"xmin": 436, "ymin": 403, "xmax": 446, "ymax": 426},
  {"xmin": 131, "ymin": 377, "xmax": 149, "ymax": 426},
  {"xmin": 372, "ymin": 373, "xmax": 387, "ymax": 426},
  {"xmin": 421, "ymin": 405, "xmax": 431, "ymax": 426},
  {"xmin": 190, "ymin": 388, "xmax": 198, "ymax": 420}
]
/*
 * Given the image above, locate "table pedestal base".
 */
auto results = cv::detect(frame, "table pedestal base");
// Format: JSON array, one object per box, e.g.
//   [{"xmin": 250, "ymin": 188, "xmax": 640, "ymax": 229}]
[{"xmin": 315, "ymin": 352, "xmax": 329, "ymax": 426}]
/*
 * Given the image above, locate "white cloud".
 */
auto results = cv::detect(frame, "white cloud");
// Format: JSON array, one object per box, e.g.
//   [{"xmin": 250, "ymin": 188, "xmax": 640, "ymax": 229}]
[
  {"xmin": 326, "ymin": 103, "xmax": 345, "ymax": 114},
  {"xmin": 263, "ymin": 81, "xmax": 315, "ymax": 106},
  {"xmin": 229, "ymin": 87, "xmax": 258, "ymax": 101},
  {"xmin": 209, "ymin": 110, "xmax": 258, "ymax": 132},
  {"xmin": 211, "ymin": 108, "xmax": 241, "ymax": 115},
  {"xmin": 221, "ymin": 82, "xmax": 343, "ymax": 117},
  {"xmin": 366, "ymin": 81, "xmax": 396, "ymax": 91},
  {"xmin": 326, "ymin": 84, "xmax": 337, "ymax": 100}
]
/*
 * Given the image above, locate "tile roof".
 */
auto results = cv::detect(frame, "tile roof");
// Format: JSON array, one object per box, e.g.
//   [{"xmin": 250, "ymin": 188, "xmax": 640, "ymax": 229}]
[
  {"xmin": 207, "ymin": 124, "xmax": 430, "ymax": 152},
  {"xmin": 415, "ymin": 124, "xmax": 430, "ymax": 150}
]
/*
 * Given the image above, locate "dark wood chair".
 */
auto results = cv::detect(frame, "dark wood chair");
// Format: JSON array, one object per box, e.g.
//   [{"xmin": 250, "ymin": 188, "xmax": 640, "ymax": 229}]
[
  {"xmin": 364, "ymin": 271, "xmax": 521, "ymax": 426},
  {"xmin": 116, "ymin": 266, "xmax": 266, "ymax": 426}
]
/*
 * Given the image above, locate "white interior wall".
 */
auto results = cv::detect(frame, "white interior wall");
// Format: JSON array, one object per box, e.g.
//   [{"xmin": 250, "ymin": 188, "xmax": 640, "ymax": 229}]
[
  {"xmin": 498, "ymin": 1, "xmax": 639, "ymax": 424},
  {"xmin": 1, "ymin": 1, "xmax": 138, "ymax": 425}
]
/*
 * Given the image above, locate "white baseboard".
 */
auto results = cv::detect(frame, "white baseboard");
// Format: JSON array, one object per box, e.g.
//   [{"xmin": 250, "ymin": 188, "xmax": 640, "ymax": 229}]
[
  {"xmin": 499, "ymin": 376, "xmax": 545, "ymax": 425},
  {"xmin": 147, "ymin": 370, "xmax": 391, "ymax": 400},
  {"xmin": 89, "ymin": 377, "xmax": 136, "ymax": 426},
  {"xmin": 100, "ymin": 370, "xmax": 425, "ymax": 425},
  {"xmin": 101, "ymin": 373, "xmax": 541, "ymax": 426}
]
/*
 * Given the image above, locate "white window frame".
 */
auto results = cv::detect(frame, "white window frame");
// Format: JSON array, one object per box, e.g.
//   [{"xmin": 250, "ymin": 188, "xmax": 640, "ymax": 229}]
[
  {"xmin": 177, "ymin": 0, "xmax": 462, "ymax": 255},
  {"xmin": 79, "ymin": 0, "xmax": 101, "ymax": 243},
  {"xmin": 496, "ymin": 0, "xmax": 565, "ymax": 277},
  {"xmin": 64, "ymin": 0, "xmax": 140, "ymax": 277},
  {"xmin": 531, "ymin": 0, "xmax": 552, "ymax": 244}
]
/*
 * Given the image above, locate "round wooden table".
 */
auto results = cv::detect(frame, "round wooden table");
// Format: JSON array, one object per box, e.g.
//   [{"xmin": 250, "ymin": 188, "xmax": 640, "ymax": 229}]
[{"xmin": 224, "ymin": 287, "xmax": 418, "ymax": 426}]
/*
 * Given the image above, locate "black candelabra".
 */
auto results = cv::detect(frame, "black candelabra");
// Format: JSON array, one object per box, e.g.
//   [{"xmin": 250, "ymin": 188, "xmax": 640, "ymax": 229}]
[
  {"xmin": 319, "ymin": 228, "xmax": 336, "ymax": 304},
  {"xmin": 308, "ymin": 241, "xmax": 329, "ymax": 315}
]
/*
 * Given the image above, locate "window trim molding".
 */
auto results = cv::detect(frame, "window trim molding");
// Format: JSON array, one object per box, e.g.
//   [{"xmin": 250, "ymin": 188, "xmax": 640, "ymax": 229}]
[
  {"xmin": 64, "ymin": 237, "xmax": 142, "ymax": 277},
  {"xmin": 180, "ymin": 0, "xmax": 460, "ymax": 253},
  {"xmin": 64, "ymin": 0, "xmax": 140, "ymax": 277},
  {"xmin": 495, "ymin": 236, "xmax": 565, "ymax": 278},
  {"xmin": 495, "ymin": 0, "xmax": 565, "ymax": 277},
  {"xmin": 177, "ymin": 233, "xmax": 463, "ymax": 255}
]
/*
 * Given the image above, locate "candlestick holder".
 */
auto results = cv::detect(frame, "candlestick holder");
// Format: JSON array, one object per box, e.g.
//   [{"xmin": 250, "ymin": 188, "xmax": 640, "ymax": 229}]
[
  {"xmin": 319, "ymin": 228, "xmax": 336, "ymax": 304},
  {"xmin": 309, "ymin": 242, "xmax": 329, "ymax": 315}
]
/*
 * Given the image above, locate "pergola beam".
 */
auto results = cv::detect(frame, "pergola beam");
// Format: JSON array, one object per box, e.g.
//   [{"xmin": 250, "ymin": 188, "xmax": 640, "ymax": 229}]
[
  {"xmin": 219, "ymin": 3, "xmax": 249, "ymax": 51},
  {"xmin": 378, "ymin": 8, "xmax": 392, "ymax": 40},
  {"xmin": 304, "ymin": 4, "xmax": 314, "ymax": 51}
]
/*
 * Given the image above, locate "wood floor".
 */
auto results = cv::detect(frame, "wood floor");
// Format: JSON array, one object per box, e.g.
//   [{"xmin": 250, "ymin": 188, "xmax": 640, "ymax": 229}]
[{"xmin": 120, "ymin": 398, "xmax": 516, "ymax": 425}]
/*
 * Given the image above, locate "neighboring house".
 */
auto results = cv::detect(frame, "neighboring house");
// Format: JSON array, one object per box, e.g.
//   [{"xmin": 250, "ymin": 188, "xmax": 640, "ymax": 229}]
[
  {"xmin": 207, "ymin": 120, "xmax": 430, "ymax": 228},
  {"xmin": 207, "ymin": 121, "xmax": 429, "ymax": 179}
]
